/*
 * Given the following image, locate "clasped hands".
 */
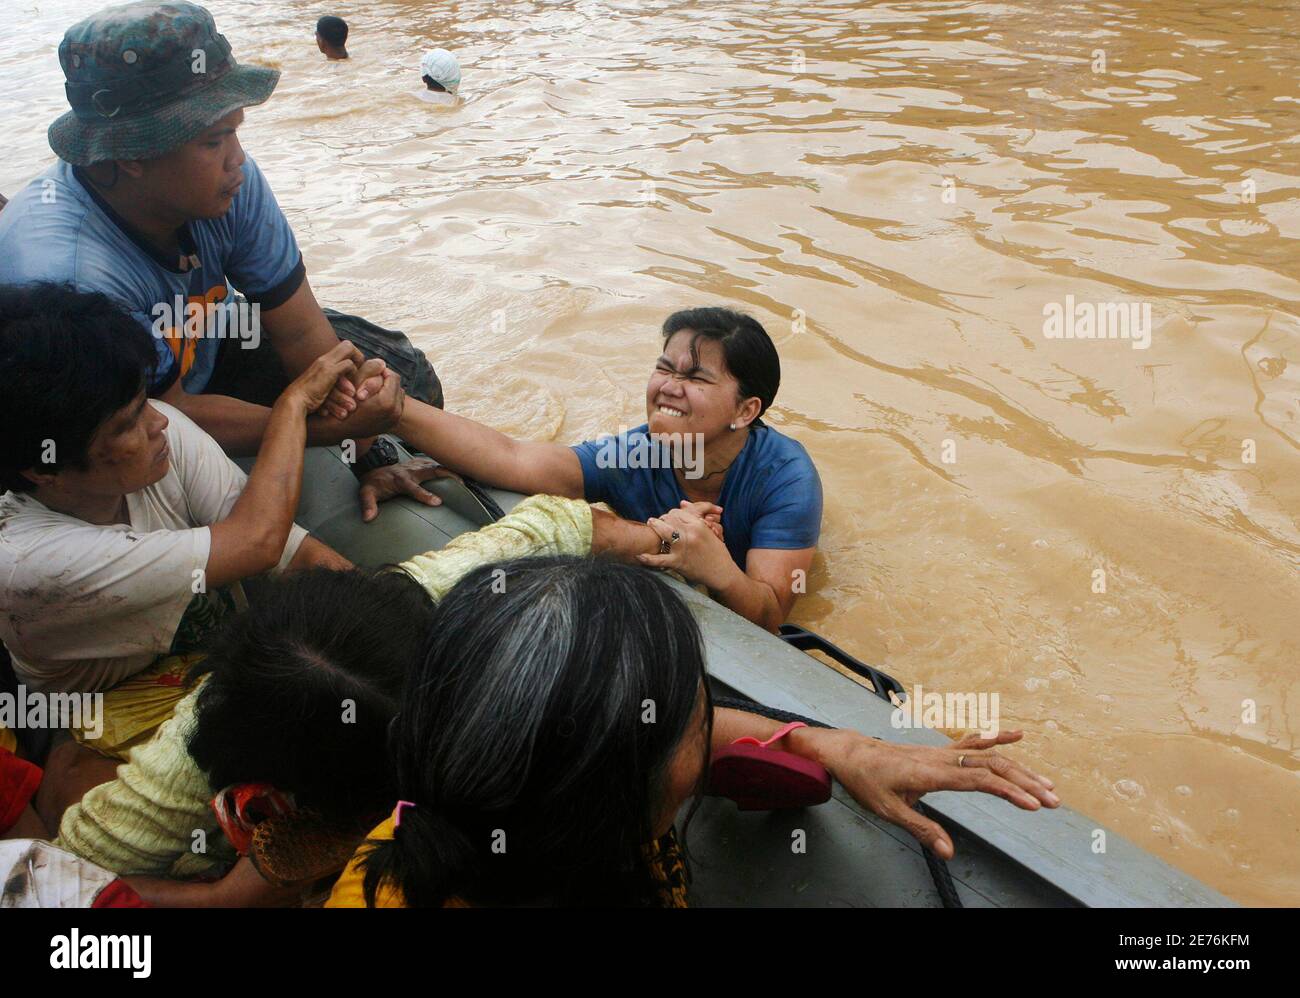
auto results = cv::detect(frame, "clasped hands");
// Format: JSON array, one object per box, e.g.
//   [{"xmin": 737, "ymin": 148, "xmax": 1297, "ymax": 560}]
[
  {"xmin": 283, "ymin": 339, "xmax": 406, "ymax": 438},
  {"xmin": 637, "ymin": 500, "xmax": 734, "ymax": 591}
]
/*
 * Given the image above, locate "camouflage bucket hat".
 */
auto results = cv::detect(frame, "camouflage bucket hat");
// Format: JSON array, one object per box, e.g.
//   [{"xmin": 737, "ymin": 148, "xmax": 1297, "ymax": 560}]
[{"xmin": 48, "ymin": 1, "xmax": 279, "ymax": 166}]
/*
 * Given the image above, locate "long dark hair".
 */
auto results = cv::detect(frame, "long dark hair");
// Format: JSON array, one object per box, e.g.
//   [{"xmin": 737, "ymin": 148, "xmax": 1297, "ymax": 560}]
[
  {"xmin": 186, "ymin": 568, "xmax": 435, "ymax": 827},
  {"xmin": 361, "ymin": 555, "xmax": 712, "ymax": 907},
  {"xmin": 662, "ymin": 306, "xmax": 780, "ymax": 417}
]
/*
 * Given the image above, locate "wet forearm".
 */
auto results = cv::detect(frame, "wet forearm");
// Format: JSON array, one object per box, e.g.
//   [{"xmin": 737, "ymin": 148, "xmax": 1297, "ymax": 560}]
[
  {"xmin": 713, "ymin": 707, "xmax": 855, "ymax": 773},
  {"xmin": 267, "ymin": 309, "xmax": 339, "ymax": 380},
  {"xmin": 396, "ymin": 399, "xmax": 524, "ymax": 485},
  {"xmin": 229, "ymin": 395, "xmax": 309, "ymax": 540},
  {"xmin": 711, "ymin": 563, "xmax": 784, "ymax": 633},
  {"xmin": 206, "ymin": 394, "xmax": 313, "ymax": 585},
  {"xmin": 119, "ymin": 875, "xmax": 217, "ymax": 908},
  {"xmin": 590, "ymin": 507, "xmax": 662, "ymax": 561},
  {"xmin": 123, "ymin": 857, "xmax": 303, "ymax": 908},
  {"xmin": 397, "ymin": 399, "xmax": 583, "ymax": 496}
]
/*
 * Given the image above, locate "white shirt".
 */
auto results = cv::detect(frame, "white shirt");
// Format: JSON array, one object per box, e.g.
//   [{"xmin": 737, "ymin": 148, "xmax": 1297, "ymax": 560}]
[
  {"xmin": 0, "ymin": 402, "xmax": 308, "ymax": 693},
  {"xmin": 415, "ymin": 89, "xmax": 458, "ymax": 106}
]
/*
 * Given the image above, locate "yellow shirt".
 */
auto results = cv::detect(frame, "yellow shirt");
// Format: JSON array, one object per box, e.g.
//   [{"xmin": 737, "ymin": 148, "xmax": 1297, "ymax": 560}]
[{"xmin": 325, "ymin": 816, "xmax": 407, "ymax": 908}]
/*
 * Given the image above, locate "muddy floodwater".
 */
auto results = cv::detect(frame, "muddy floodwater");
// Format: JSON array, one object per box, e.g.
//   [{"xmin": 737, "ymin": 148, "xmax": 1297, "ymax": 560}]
[{"xmin": 4, "ymin": 0, "xmax": 1297, "ymax": 905}]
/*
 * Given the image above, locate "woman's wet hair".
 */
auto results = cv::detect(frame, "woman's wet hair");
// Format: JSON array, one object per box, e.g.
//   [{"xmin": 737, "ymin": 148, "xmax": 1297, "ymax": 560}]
[
  {"xmin": 0, "ymin": 282, "xmax": 156, "ymax": 492},
  {"xmin": 361, "ymin": 555, "xmax": 711, "ymax": 907},
  {"xmin": 186, "ymin": 568, "xmax": 434, "ymax": 827},
  {"xmin": 662, "ymin": 306, "xmax": 781, "ymax": 418}
]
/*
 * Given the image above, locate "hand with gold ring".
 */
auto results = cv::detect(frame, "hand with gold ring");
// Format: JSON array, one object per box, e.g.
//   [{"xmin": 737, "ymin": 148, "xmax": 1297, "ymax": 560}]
[
  {"xmin": 638, "ymin": 506, "xmax": 733, "ymax": 590},
  {"xmin": 796, "ymin": 728, "xmax": 1060, "ymax": 860}
]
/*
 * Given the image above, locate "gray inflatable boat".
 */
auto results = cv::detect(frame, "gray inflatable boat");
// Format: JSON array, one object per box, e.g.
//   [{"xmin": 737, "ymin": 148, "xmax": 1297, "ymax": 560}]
[{"xmin": 288, "ymin": 445, "xmax": 1235, "ymax": 909}]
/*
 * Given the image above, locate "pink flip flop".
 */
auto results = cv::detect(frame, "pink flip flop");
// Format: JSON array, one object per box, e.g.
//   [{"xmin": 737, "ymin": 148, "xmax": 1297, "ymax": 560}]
[{"xmin": 709, "ymin": 721, "xmax": 832, "ymax": 811}]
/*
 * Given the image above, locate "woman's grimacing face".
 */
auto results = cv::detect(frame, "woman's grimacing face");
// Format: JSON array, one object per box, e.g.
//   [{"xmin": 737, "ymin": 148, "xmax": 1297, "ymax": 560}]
[{"xmin": 645, "ymin": 330, "xmax": 747, "ymax": 443}]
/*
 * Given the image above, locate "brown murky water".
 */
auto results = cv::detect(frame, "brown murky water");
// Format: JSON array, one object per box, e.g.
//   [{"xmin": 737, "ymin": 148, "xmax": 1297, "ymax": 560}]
[{"xmin": 4, "ymin": 0, "xmax": 1297, "ymax": 905}]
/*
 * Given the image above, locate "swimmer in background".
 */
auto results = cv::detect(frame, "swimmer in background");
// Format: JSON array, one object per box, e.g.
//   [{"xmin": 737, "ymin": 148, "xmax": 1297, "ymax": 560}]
[
  {"xmin": 316, "ymin": 15, "xmax": 349, "ymax": 60},
  {"xmin": 417, "ymin": 48, "xmax": 461, "ymax": 105}
]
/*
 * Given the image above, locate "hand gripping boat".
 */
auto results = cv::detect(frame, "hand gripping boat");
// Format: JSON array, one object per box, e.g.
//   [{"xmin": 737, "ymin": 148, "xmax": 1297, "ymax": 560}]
[{"xmin": 285, "ymin": 445, "xmax": 1235, "ymax": 909}]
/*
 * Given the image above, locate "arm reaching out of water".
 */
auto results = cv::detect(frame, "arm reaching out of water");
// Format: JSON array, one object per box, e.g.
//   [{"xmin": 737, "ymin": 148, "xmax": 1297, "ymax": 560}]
[
  {"xmin": 712, "ymin": 711, "xmax": 1059, "ymax": 860},
  {"xmin": 394, "ymin": 397, "xmax": 585, "ymax": 497}
]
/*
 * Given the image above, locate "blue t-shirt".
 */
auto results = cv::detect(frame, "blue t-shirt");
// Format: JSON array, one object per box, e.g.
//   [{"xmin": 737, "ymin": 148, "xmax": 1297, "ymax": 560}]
[
  {"xmin": 572, "ymin": 423, "xmax": 823, "ymax": 568},
  {"xmin": 0, "ymin": 155, "xmax": 304, "ymax": 395}
]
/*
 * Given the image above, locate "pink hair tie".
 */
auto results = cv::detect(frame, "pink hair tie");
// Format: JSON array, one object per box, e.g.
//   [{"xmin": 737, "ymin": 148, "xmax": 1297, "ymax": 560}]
[{"xmin": 393, "ymin": 800, "xmax": 416, "ymax": 828}]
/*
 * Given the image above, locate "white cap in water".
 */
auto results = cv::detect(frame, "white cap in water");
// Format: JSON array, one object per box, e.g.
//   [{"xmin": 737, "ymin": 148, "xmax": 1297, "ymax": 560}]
[{"xmin": 419, "ymin": 48, "xmax": 461, "ymax": 95}]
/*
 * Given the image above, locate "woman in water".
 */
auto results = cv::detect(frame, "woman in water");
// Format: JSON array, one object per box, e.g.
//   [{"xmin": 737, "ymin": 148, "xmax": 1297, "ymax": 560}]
[{"xmin": 375, "ymin": 307, "xmax": 822, "ymax": 631}]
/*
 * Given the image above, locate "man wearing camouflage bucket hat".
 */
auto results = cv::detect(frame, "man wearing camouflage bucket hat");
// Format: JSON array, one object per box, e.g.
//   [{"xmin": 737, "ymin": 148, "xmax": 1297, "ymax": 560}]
[{"xmin": 0, "ymin": 1, "xmax": 442, "ymax": 477}]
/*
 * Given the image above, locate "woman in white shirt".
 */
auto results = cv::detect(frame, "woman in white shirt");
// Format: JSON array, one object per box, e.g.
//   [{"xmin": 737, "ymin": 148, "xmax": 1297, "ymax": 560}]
[{"xmin": 0, "ymin": 282, "xmax": 401, "ymax": 693}]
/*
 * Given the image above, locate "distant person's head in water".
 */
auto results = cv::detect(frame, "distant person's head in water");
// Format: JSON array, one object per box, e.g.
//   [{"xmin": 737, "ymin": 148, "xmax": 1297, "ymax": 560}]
[
  {"xmin": 419, "ymin": 48, "xmax": 461, "ymax": 95},
  {"xmin": 316, "ymin": 15, "xmax": 349, "ymax": 59}
]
